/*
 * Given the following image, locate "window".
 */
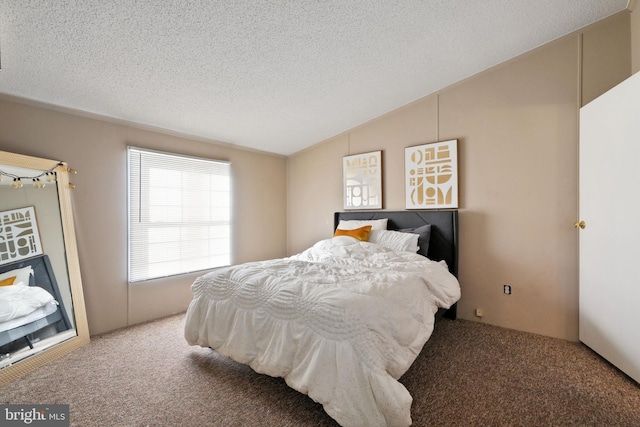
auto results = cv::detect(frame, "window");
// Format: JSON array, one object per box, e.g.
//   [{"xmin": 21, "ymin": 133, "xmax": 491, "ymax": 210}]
[{"xmin": 127, "ymin": 147, "xmax": 231, "ymax": 282}]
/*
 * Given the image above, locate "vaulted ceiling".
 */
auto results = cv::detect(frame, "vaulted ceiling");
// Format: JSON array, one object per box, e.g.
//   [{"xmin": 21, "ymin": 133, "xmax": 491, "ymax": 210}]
[{"xmin": 0, "ymin": 1, "xmax": 630, "ymax": 155}]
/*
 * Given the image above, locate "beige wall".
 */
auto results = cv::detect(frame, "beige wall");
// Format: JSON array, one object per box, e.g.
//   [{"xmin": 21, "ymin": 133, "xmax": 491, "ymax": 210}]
[
  {"xmin": 582, "ymin": 12, "xmax": 632, "ymax": 105},
  {"xmin": 633, "ymin": 3, "xmax": 640, "ymax": 73},
  {"xmin": 0, "ymin": 98, "xmax": 287, "ymax": 335},
  {"xmin": 287, "ymin": 12, "xmax": 631, "ymax": 341}
]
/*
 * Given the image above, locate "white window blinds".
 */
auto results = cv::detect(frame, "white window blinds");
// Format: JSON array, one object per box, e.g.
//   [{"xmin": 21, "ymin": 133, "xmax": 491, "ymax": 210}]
[{"xmin": 128, "ymin": 147, "xmax": 231, "ymax": 282}]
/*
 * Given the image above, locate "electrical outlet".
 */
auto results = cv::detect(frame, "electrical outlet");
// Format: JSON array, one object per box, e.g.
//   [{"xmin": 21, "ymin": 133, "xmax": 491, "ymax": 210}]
[
  {"xmin": 475, "ymin": 308, "xmax": 484, "ymax": 317},
  {"xmin": 504, "ymin": 284, "xmax": 512, "ymax": 295}
]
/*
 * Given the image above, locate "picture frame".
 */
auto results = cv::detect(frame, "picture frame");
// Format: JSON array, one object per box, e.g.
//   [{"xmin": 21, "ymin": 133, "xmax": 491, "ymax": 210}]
[
  {"xmin": 0, "ymin": 206, "xmax": 43, "ymax": 265},
  {"xmin": 405, "ymin": 140, "xmax": 458, "ymax": 209},
  {"xmin": 343, "ymin": 150, "xmax": 382, "ymax": 210}
]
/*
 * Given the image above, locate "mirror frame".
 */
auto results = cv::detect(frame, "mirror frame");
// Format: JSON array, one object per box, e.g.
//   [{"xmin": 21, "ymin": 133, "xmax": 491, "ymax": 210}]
[{"xmin": 0, "ymin": 150, "xmax": 89, "ymax": 385}]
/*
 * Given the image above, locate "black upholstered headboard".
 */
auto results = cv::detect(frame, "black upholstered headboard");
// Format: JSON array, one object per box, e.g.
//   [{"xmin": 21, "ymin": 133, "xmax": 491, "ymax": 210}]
[{"xmin": 334, "ymin": 210, "xmax": 459, "ymax": 277}]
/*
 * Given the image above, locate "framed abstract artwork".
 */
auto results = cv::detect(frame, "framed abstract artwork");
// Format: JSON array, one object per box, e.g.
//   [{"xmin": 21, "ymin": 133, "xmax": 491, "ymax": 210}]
[
  {"xmin": 343, "ymin": 150, "xmax": 382, "ymax": 210},
  {"xmin": 405, "ymin": 140, "xmax": 458, "ymax": 209},
  {"xmin": 0, "ymin": 206, "xmax": 43, "ymax": 265}
]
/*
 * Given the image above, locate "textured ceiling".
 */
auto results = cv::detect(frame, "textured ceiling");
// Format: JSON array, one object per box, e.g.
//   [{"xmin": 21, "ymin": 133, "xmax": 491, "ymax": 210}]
[{"xmin": 0, "ymin": 1, "xmax": 630, "ymax": 155}]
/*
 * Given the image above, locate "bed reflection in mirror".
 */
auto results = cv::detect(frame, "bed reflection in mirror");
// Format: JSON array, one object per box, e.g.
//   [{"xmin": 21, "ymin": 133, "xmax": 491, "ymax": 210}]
[{"xmin": 0, "ymin": 151, "xmax": 88, "ymax": 384}]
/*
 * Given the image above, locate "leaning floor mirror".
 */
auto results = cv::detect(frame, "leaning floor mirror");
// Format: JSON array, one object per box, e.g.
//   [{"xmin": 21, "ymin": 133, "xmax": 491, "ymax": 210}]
[{"xmin": 0, "ymin": 150, "xmax": 89, "ymax": 385}]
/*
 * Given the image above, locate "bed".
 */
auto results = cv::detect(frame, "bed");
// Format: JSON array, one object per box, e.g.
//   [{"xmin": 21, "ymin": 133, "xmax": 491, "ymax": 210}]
[
  {"xmin": 185, "ymin": 210, "xmax": 460, "ymax": 427},
  {"xmin": 0, "ymin": 255, "xmax": 72, "ymax": 351}
]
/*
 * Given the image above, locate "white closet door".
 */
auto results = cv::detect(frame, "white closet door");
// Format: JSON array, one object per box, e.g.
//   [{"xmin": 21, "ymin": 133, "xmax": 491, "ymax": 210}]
[{"xmin": 579, "ymin": 71, "xmax": 640, "ymax": 384}]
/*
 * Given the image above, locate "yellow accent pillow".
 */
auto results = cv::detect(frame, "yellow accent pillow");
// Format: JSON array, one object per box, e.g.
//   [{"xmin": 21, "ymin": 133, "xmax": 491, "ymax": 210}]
[
  {"xmin": 0, "ymin": 276, "xmax": 17, "ymax": 287},
  {"xmin": 334, "ymin": 225, "xmax": 372, "ymax": 241}
]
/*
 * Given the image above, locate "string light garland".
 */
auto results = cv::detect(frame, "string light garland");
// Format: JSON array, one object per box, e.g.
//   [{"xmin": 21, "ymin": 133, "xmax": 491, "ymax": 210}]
[{"xmin": 0, "ymin": 162, "xmax": 76, "ymax": 189}]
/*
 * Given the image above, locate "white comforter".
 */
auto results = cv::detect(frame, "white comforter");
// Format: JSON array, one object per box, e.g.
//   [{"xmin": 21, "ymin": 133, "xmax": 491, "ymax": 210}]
[
  {"xmin": 0, "ymin": 281, "xmax": 57, "ymax": 323},
  {"xmin": 184, "ymin": 236, "xmax": 461, "ymax": 427}
]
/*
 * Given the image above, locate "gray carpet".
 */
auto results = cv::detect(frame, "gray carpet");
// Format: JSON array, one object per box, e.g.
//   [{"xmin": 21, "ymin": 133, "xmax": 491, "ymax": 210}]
[{"xmin": 1, "ymin": 313, "xmax": 639, "ymax": 426}]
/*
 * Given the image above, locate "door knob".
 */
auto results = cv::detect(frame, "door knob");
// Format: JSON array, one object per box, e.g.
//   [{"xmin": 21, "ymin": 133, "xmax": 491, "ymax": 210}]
[{"xmin": 574, "ymin": 220, "xmax": 586, "ymax": 229}]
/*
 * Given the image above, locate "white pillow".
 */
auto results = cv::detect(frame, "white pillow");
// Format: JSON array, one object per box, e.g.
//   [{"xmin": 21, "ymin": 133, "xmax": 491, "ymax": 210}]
[
  {"xmin": 337, "ymin": 218, "xmax": 388, "ymax": 231},
  {"xmin": 368, "ymin": 229, "xmax": 419, "ymax": 253},
  {"xmin": 0, "ymin": 265, "xmax": 34, "ymax": 286}
]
